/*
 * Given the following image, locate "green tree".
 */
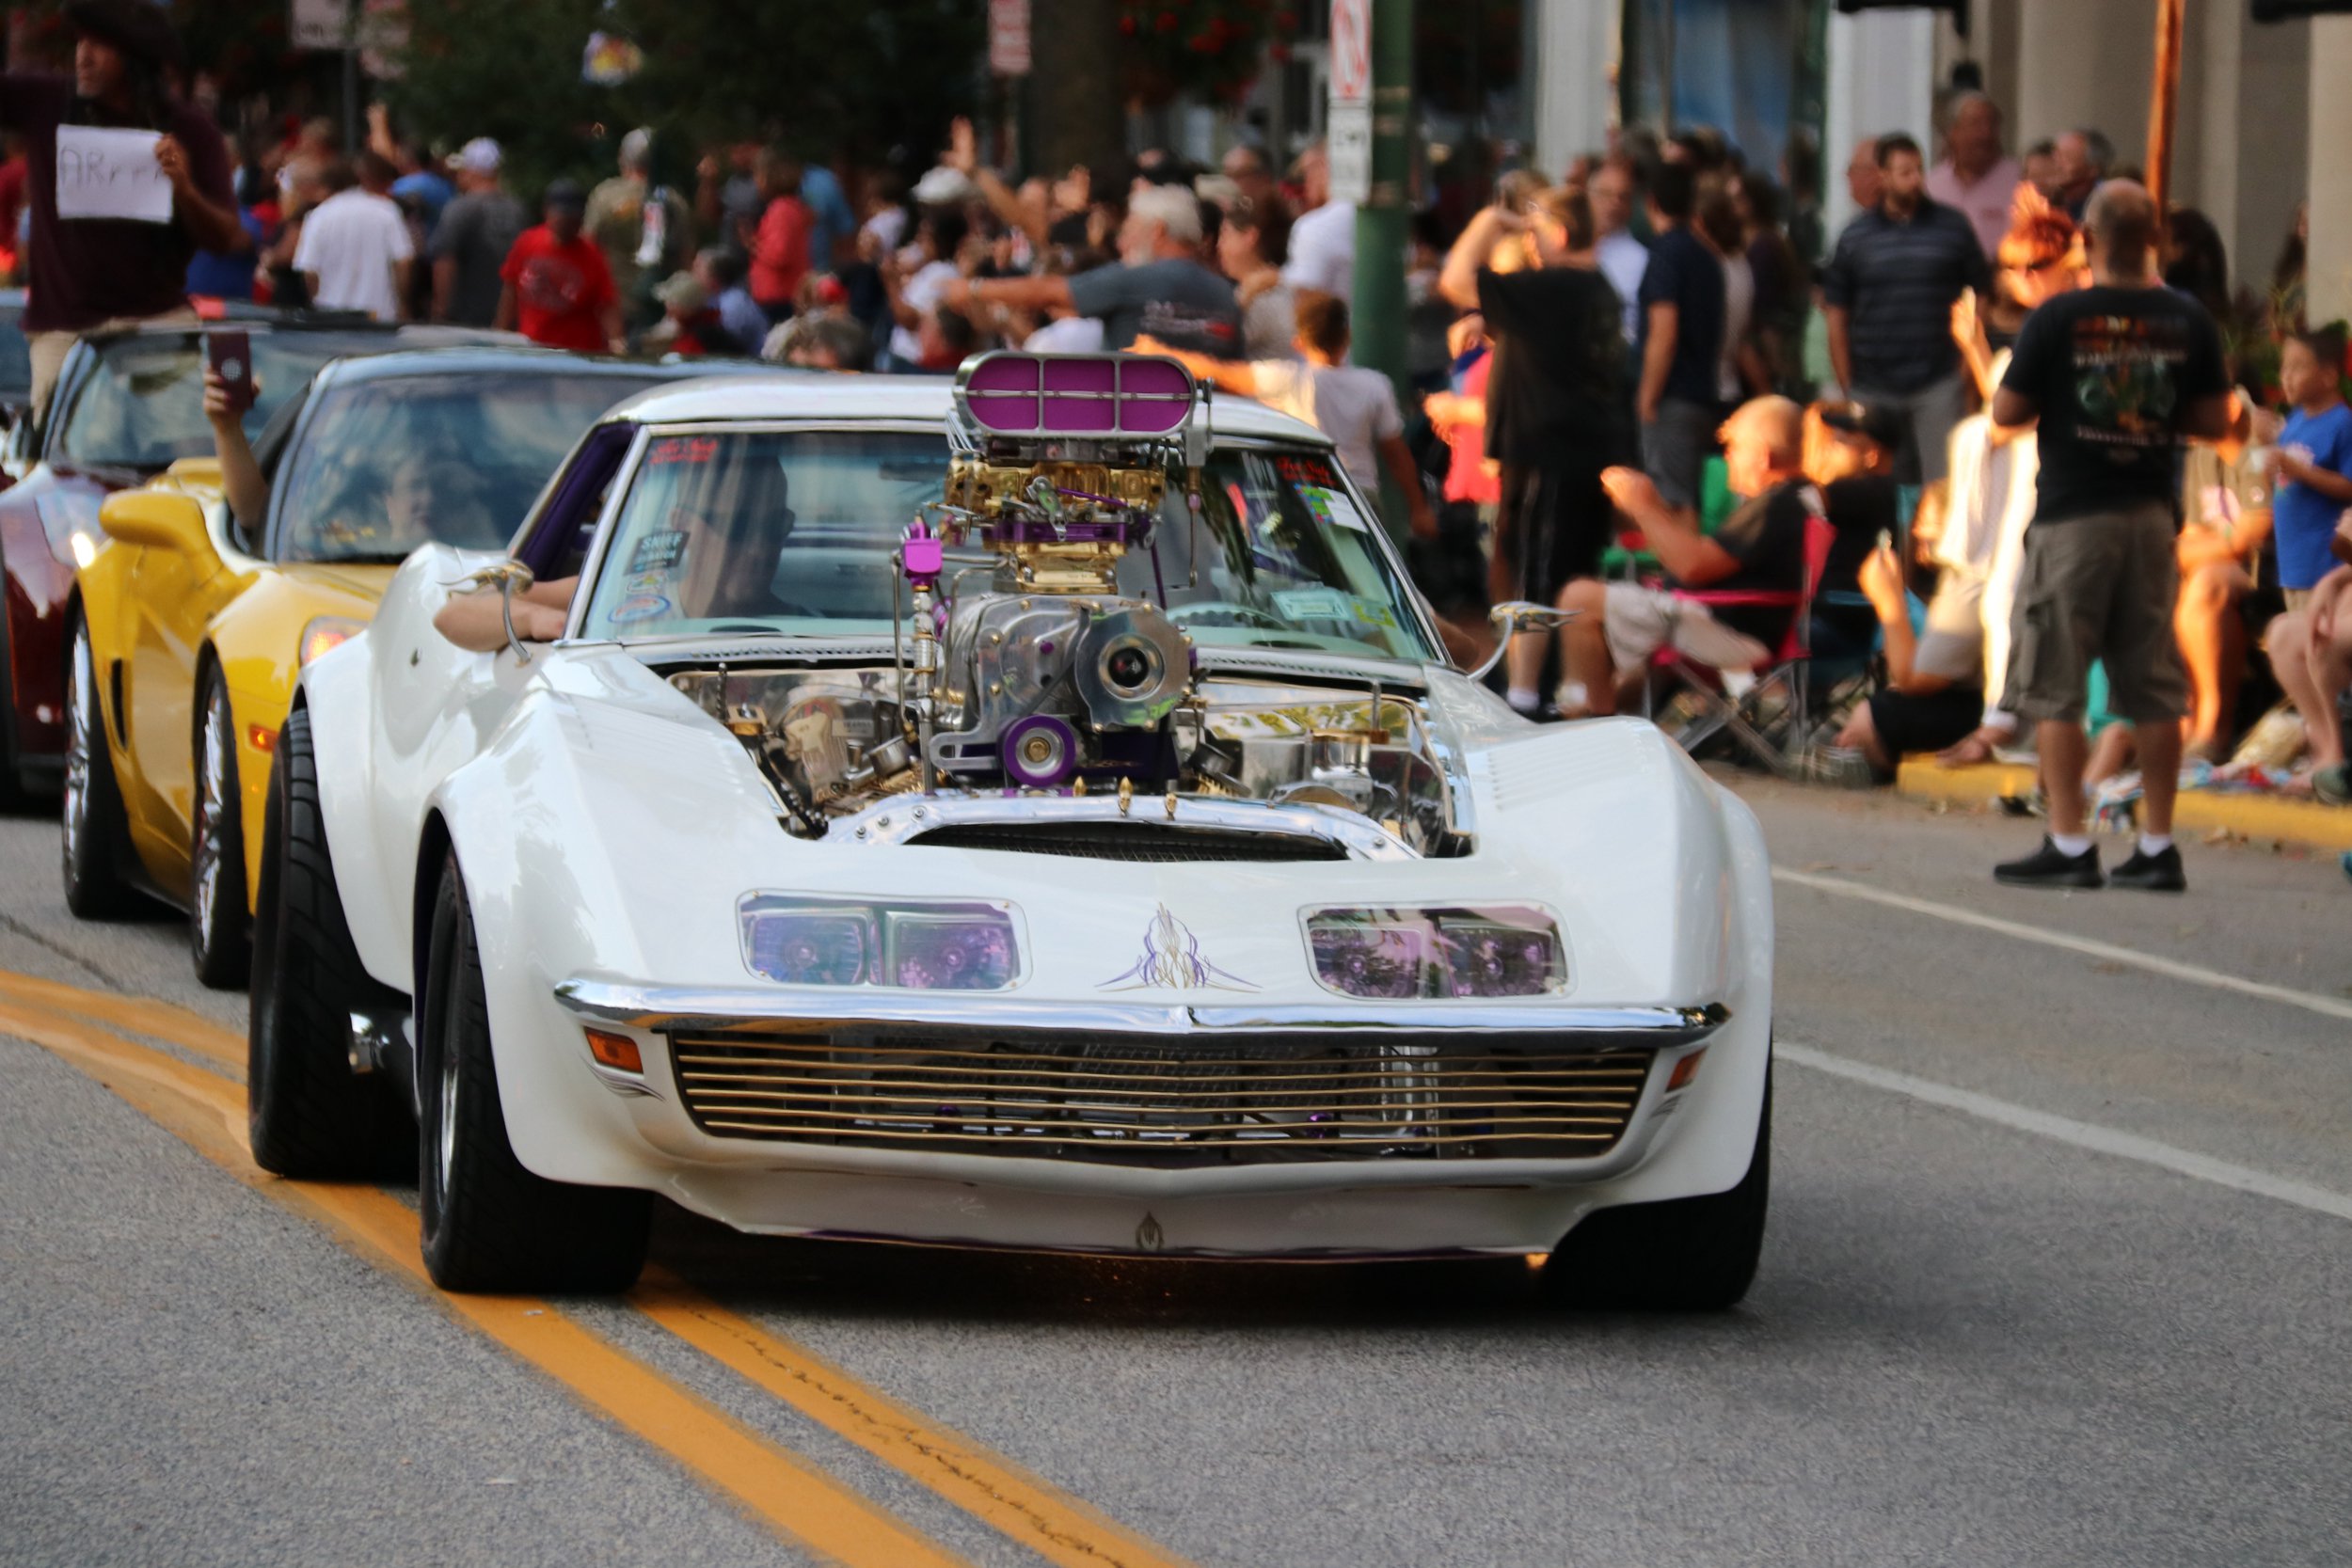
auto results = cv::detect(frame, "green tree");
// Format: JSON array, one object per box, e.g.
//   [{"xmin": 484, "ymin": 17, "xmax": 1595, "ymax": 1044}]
[{"xmin": 382, "ymin": 0, "xmax": 612, "ymax": 201}]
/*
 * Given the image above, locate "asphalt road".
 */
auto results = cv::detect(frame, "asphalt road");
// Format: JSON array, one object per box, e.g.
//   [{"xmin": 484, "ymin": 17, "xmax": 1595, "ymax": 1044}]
[{"xmin": 2, "ymin": 773, "xmax": 2347, "ymax": 1568}]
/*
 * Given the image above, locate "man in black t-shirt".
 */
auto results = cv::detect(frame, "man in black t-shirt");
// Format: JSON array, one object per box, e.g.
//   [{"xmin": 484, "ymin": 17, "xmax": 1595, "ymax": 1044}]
[
  {"xmin": 1550, "ymin": 396, "xmax": 1813, "ymax": 717},
  {"xmin": 1990, "ymin": 181, "xmax": 2229, "ymax": 894},
  {"xmin": 1634, "ymin": 164, "xmax": 1724, "ymax": 520},
  {"xmin": 1438, "ymin": 183, "xmax": 1630, "ymax": 714}
]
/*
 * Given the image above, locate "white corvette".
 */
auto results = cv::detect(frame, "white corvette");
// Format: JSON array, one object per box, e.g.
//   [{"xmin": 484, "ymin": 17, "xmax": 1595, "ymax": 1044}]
[{"xmin": 249, "ymin": 356, "xmax": 1775, "ymax": 1307}]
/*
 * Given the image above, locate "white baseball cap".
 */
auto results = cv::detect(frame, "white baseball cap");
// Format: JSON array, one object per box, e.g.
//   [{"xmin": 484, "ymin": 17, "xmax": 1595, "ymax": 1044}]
[{"xmin": 449, "ymin": 136, "xmax": 502, "ymax": 176}]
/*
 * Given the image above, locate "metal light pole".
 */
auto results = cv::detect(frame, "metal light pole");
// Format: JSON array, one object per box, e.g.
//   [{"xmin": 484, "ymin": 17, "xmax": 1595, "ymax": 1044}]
[{"xmin": 1350, "ymin": 0, "xmax": 1413, "ymax": 535}]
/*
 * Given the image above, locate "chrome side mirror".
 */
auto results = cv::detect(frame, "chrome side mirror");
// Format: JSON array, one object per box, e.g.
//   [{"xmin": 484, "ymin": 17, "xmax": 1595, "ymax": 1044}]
[
  {"xmin": 1467, "ymin": 600, "xmax": 1576, "ymax": 681},
  {"xmin": 449, "ymin": 558, "xmax": 539, "ymax": 665}
]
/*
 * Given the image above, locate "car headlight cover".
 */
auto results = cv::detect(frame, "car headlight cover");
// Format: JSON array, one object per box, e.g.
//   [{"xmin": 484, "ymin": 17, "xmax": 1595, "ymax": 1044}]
[
  {"xmin": 740, "ymin": 895, "xmax": 1022, "ymax": 990},
  {"xmin": 1305, "ymin": 905, "xmax": 1565, "ymax": 999}
]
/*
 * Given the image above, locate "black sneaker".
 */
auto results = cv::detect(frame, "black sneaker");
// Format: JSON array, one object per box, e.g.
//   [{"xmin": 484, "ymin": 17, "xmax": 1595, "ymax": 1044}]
[
  {"xmin": 1994, "ymin": 836, "xmax": 2105, "ymax": 889},
  {"xmin": 2109, "ymin": 844, "xmax": 2187, "ymax": 892}
]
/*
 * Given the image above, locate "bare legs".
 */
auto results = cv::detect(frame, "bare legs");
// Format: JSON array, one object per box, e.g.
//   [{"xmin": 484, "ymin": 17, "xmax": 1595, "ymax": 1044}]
[
  {"xmin": 2267, "ymin": 607, "xmax": 2352, "ymax": 771},
  {"xmin": 1554, "ymin": 578, "xmax": 1614, "ymax": 715},
  {"xmin": 2175, "ymin": 562, "xmax": 2248, "ymax": 757}
]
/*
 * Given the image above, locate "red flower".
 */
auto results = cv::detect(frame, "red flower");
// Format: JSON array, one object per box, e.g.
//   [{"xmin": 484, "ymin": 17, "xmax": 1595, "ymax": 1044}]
[
  {"xmin": 1156, "ymin": 9, "xmax": 1178, "ymax": 30},
  {"xmin": 1120, "ymin": 12, "xmax": 1138, "ymax": 32}
]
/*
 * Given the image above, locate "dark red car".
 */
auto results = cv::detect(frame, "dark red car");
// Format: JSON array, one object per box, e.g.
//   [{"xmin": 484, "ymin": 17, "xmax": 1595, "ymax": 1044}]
[{"xmin": 0, "ymin": 319, "xmax": 506, "ymax": 799}]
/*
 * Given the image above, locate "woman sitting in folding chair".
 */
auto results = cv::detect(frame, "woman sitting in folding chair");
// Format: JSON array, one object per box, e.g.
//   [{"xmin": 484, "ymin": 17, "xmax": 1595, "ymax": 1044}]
[{"xmin": 1554, "ymin": 395, "xmax": 1818, "ymax": 720}]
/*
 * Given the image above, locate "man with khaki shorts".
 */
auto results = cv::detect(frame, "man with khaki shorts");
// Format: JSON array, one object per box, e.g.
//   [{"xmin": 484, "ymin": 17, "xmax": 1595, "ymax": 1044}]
[
  {"xmin": 1556, "ymin": 397, "xmax": 1814, "ymax": 716},
  {"xmin": 1991, "ymin": 182, "xmax": 2229, "ymax": 892}
]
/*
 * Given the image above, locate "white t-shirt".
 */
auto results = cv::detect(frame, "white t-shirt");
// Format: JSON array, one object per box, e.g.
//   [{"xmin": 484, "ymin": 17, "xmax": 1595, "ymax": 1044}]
[
  {"xmin": 1024, "ymin": 315, "xmax": 1105, "ymax": 353},
  {"xmin": 1281, "ymin": 200, "xmax": 1357, "ymax": 304},
  {"xmin": 293, "ymin": 188, "xmax": 415, "ymax": 320},
  {"xmin": 1716, "ymin": 253, "xmax": 1755, "ymax": 403},
  {"xmin": 1596, "ymin": 230, "xmax": 1649, "ymax": 343},
  {"xmin": 888, "ymin": 259, "xmax": 960, "ymax": 365},
  {"xmin": 1250, "ymin": 359, "xmax": 1401, "ymax": 491}
]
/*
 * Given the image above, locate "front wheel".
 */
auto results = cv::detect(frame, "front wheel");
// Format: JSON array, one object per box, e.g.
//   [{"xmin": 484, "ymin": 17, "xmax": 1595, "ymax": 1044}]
[
  {"xmin": 189, "ymin": 670, "xmax": 250, "ymax": 988},
  {"xmin": 418, "ymin": 856, "xmax": 649, "ymax": 1294},
  {"xmin": 60, "ymin": 612, "xmax": 136, "ymax": 918},
  {"xmin": 1540, "ymin": 1067, "xmax": 1771, "ymax": 1311},
  {"xmin": 247, "ymin": 705, "xmax": 412, "ymax": 1179}
]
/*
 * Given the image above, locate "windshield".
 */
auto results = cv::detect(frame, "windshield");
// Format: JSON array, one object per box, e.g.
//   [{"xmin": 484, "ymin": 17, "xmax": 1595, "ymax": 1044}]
[
  {"xmin": 272, "ymin": 371, "xmax": 668, "ymax": 562},
  {"xmin": 578, "ymin": 430, "xmax": 1437, "ymax": 661},
  {"xmin": 53, "ymin": 331, "xmax": 398, "ymax": 470}
]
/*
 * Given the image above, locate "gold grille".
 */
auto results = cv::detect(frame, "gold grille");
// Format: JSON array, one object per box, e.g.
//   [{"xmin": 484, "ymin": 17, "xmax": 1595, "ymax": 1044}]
[{"xmin": 669, "ymin": 1032, "xmax": 1652, "ymax": 1166}]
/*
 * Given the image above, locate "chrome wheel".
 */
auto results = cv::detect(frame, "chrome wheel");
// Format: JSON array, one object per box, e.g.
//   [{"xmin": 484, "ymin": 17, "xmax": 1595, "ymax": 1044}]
[
  {"xmin": 192, "ymin": 688, "xmax": 232, "ymax": 945},
  {"xmin": 61, "ymin": 626, "xmax": 93, "ymax": 875},
  {"xmin": 437, "ymin": 1040, "xmax": 461, "ymax": 1198}
]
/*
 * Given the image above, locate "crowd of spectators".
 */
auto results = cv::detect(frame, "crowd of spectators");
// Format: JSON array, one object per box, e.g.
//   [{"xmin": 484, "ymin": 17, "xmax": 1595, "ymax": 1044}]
[{"xmin": 3, "ymin": 3, "xmax": 2343, "ymax": 849}]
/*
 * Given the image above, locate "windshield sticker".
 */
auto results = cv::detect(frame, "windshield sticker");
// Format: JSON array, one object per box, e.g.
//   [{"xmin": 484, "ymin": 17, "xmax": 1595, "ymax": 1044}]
[
  {"xmin": 1300, "ymin": 485, "xmax": 1369, "ymax": 533},
  {"xmin": 1351, "ymin": 600, "xmax": 1400, "ymax": 629},
  {"xmin": 1272, "ymin": 451, "xmax": 1339, "ymax": 488},
  {"xmin": 624, "ymin": 569, "xmax": 669, "ymax": 592},
  {"xmin": 629, "ymin": 529, "xmax": 687, "ymax": 573},
  {"xmin": 648, "ymin": 436, "xmax": 719, "ymax": 467},
  {"xmin": 610, "ymin": 593, "xmax": 672, "ymax": 625},
  {"xmin": 1273, "ymin": 587, "xmax": 1353, "ymax": 622}
]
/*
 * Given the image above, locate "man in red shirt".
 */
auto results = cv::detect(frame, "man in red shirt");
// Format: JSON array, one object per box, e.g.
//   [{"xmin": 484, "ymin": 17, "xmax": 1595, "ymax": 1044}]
[
  {"xmin": 748, "ymin": 150, "xmax": 811, "ymax": 324},
  {"xmin": 496, "ymin": 179, "xmax": 625, "ymax": 354}
]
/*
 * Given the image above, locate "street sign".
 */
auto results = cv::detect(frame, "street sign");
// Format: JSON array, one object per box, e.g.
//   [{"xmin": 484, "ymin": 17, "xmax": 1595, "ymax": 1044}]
[
  {"xmin": 290, "ymin": 0, "xmax": 345, "ymax": 52},
  {"xmin": 1329, "ymin": 0, "xmax": 1372, "ymax": 105},
  {"xmin": 990, "ymin": 0, "xmax": 1032, "ymax": 77},
  {"xmin": 1327, "ymin": 0, "xmax": 1372, "ymax": 203},
  {"xmin": 1328, "ymin": 103, "xmax": 1371, "ymax": 205}
]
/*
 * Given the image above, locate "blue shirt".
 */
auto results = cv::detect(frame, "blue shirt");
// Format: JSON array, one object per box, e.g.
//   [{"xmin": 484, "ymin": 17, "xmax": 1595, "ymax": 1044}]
[
  {"xmin": 185, "ymin": 210, "xmax": 266, "ymax": 300},
  {"xmin": 1636, "ymin": 227, "xmax": 1724, "ymax": 408},
  {"xmin": 2275, "ymin": 401, "xmax": 2352, "ymax": 589},
  {"xmin": 799, "ymin": 166, "xmax": 856, "ymax": 277},
  {"xmin": 392, "ymin": 170, "xmax": 453, "ymax": 230},
  {"xmin": 715, "ymin": 284, "xmax": 769, "ymax": 356}
]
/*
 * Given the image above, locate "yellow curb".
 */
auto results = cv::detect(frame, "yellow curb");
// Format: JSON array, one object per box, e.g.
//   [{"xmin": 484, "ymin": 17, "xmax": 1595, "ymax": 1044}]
[{"xmin": 1894, "ymin": 759, "xmax": 2352, "ymax": 853}]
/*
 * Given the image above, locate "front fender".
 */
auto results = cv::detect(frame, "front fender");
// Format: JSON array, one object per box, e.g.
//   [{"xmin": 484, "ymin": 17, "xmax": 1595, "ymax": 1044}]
[{"xmin": 211, "ymin": 566, "xmax": 390, "ymax": 907}]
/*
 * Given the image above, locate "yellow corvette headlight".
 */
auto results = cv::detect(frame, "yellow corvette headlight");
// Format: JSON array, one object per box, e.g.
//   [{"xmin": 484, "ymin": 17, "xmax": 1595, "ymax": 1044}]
[{"xmin": 298, "ymin": 616, "xmax": 366, "ymax": 667}]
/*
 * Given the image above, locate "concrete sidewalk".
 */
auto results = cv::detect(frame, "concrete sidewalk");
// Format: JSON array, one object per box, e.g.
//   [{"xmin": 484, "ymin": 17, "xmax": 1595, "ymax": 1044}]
[{"xmin": 1894, "ymin": 759, "xmax": 2352, "ymax": 852}]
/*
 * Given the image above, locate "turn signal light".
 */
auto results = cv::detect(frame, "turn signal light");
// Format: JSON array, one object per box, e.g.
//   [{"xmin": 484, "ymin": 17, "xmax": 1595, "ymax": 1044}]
[
  {"xmin": 583, "ymin": 1029, "xmax": 644, "ymax": 1075},
  {"xmin": 298, "ymin": 615, "xmax": 366, "ymax": 667},
  {"xmin": 1665, "ymin": 1048, "xmax": 1707, "ymax": 1093},
  {"xmin": 246, "ymin": 724, "xmax": 278, "ymax": 753}
]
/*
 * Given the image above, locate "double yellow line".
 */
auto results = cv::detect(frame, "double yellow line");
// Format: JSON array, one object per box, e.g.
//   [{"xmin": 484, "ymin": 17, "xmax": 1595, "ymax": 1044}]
[{"xmin": 0, "ymin": 967, "xmax": 1196, "ymax": 1568}]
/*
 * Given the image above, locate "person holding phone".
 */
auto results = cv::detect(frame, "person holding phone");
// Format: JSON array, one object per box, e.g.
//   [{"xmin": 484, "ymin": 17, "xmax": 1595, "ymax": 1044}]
[{"xmin": 3, "ymin": 0, "xmax": 243, "ymax": 423}]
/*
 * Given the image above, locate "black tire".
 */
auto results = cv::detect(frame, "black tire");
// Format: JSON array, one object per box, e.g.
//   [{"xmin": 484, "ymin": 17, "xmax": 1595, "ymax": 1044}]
[
  {"xmin": 60, "ymin": 611, "xmax": 137, "ymax": 918},
  {"xmin": 418, "ymin": 855, "xmax": 649, "ymax": 1294},
  {"xmin": 246, "ymin": 705, "xmax": 412, "ymax": 1178},
  {"xmin": 1540, "ymin": 1067, "xmax": 1771, "ymax": 1312},
  {"xmin": 189, "ymin": 668, "xmax": 251, "ymax": 989}
]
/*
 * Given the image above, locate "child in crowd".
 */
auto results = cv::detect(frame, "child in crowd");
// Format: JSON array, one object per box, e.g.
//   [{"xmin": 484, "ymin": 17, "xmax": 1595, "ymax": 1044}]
[{"xmin": 2268, "ymin": 326, "xmax": 2352, "ymax": 610}]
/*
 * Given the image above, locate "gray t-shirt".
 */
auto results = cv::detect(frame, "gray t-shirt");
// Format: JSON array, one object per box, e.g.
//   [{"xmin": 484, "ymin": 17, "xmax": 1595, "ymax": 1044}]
[
  {"xmin": 1066, "ymin": 258, "xmax": 1242, "ymax": 356},
  {"xmin": 431, "ymin": 189, "xmax": 527, "ymax": 326}
]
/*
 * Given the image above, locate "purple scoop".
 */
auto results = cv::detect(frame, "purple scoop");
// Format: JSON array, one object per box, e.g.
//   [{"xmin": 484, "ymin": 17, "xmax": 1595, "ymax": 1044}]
[{"xmin": 959, "ymin": 351, "xmax": 1196, "ymax": 439}]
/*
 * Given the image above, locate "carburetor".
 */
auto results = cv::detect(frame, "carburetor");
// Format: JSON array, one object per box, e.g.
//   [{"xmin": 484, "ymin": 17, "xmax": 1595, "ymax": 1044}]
[{"xmin": 898, "ymin": 353, "xmax": 1204, "ymax": 793}]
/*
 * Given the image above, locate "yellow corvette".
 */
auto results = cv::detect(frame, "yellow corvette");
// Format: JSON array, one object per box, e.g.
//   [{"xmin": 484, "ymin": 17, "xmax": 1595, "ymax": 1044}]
[{"xmin": 65, "ymin": 347, "xmax": 708, "ymax": 986}]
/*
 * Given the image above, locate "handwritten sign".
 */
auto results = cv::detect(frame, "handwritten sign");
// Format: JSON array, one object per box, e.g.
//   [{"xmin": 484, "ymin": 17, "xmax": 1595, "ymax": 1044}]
[{"xmin": 56, "ymin": 126, "xmax": 173, "ymax": 224}]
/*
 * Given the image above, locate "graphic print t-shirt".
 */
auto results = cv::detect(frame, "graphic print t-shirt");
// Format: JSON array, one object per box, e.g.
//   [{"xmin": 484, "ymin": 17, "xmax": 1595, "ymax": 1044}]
[
  {"xmin": 2001, "ymin": 285, "xmax": 2227, "ymax": 524},
  {"xmin": 500, "ymin": 225, "xmax": 616, "ymax": 352}
]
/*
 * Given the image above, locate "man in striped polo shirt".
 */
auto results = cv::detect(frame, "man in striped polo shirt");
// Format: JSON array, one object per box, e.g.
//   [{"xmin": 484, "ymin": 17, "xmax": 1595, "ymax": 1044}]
[{"xmin": 1821, "ymin": 133, "xmax": 1992, "ymax": 485}]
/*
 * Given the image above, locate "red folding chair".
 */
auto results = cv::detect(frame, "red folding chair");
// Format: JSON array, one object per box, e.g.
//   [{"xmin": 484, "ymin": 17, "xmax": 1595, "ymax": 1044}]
[{"xmin": 1643, "ymin": 512, "xmax": 1836, "ymax": 775}]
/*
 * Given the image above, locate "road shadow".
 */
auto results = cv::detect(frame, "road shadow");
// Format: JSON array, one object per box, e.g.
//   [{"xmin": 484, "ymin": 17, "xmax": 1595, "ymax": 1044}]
[{"xmin": 644, "ymin": 1202, "xmax": 1775, "ymax": 1338}]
